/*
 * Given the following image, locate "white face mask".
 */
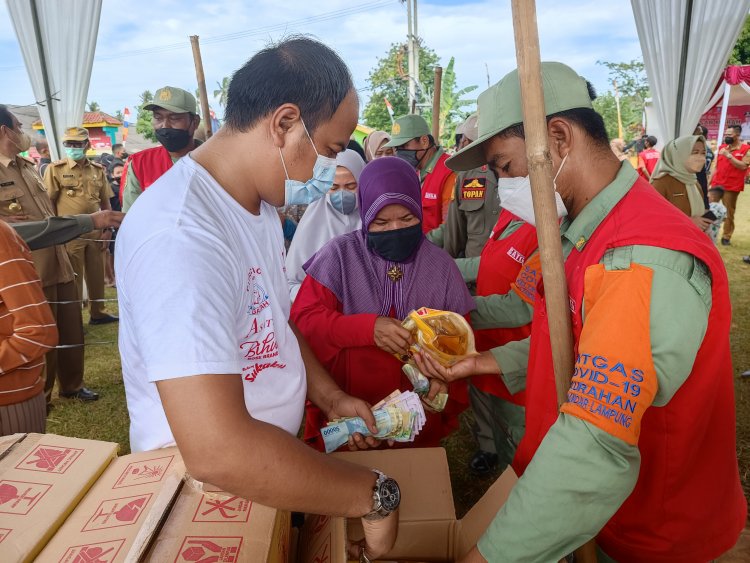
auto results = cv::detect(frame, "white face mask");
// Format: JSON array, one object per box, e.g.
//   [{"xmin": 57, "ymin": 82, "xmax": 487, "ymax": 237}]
[{"xmin": 496, "ymin": 153, "xmax": 569, "ymax": 226}]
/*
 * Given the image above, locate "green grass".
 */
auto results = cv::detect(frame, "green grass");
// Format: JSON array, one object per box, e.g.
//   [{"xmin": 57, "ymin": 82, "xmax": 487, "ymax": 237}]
[{"xmin": 44, "ymin": 196, "xmax": 750, "ymax": 518}]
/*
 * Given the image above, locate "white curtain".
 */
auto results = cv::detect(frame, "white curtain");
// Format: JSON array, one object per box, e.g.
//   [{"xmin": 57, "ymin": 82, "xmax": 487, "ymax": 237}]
[
  {"xmin": 631, "ymin": 0, "xmax": 750, "ymax": 140},
  {"xmin": 6, "ymin": 0, "xmax": 102, "ymax": 160}
]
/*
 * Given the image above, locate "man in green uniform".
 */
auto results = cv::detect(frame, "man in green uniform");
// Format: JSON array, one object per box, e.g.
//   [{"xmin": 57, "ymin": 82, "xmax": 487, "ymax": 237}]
[
  {"xmin": 0, "ymin": 106, "xmax": 100, "ymax": 403},
  {"xmin": 428, "ymin": 113, "xmax": 499, "ymax": 258},
  {"xmin": 121, "ymin": 87, "xmax": 201, "ymax": 212},
  {"xmin": 45, "ymin": 127, "xmax": 117, "ymax": 325}
]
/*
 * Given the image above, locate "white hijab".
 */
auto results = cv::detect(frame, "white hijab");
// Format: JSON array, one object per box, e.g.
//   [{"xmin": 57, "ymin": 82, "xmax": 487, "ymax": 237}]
[{"xmin": 286, "ymin": 150, "xmax": 365, "ymax": 301}]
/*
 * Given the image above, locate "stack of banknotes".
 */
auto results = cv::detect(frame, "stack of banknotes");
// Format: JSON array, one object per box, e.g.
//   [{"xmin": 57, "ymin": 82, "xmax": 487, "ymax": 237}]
[{"xmin": 321, "ymin": 390, "xmax": 426, "ymax": 453}]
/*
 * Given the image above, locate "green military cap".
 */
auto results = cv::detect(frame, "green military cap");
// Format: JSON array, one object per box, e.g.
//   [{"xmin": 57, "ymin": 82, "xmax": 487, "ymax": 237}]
[
  {"xmin": 144, "ymin": 86, "xmax": 197, "ymax": 114},
  {"xmin": 383, "ymin": 114, "xmax": 431, "ymax": 148},
  {"xmin": 62, "ymin": 126, "xmax": 89, "ymax": 142},
  {"xmin": 447, "ymin": 62, "xmax": 593, "ymax": 171}
]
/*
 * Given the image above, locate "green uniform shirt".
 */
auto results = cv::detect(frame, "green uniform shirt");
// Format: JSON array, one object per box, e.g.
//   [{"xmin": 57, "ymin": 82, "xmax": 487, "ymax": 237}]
[
  {"xmin": 426, "ymin": 166, "xmax": 499, "ymax": 258},
  {"xmin": 478, "ymin": 162, "xmax": 712, "ymax": 562}
]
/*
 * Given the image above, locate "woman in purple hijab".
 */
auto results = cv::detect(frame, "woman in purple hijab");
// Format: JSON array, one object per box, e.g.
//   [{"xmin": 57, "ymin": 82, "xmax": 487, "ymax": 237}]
[{"xmin": 291, "ymin": 157, "xmax": 475, "ymax": 451}]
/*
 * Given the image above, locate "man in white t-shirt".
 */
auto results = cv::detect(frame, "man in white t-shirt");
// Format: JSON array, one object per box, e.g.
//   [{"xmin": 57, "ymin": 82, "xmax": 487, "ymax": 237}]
[{"xmin": 116, "ymin": 38, "xmax": 397, "ymax": 560}]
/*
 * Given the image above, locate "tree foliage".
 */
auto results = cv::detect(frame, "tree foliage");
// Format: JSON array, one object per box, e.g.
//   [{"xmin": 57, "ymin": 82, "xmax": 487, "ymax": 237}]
[
  {"xmin": 213, "ymin": 77, "xmax": 231, "ymax": 107},
  {"xmin": 729, "ymin": 15, "xmax": 750, "ymax": 65},
  {"xmin": 595, "ymin": 59, "xmax": 650, "ymax": 142},
  {"xmin": 135, "ymin": 90, "xmax": 157, "ymax": 143},
  {"xmin": 362, "ymin": 42, "xmax": 440, "ymax": 131},
  {"xmin": 363, "ymin": 42, "xmax": 477, "ymax": 146},
  {"xmin": 87, "ymin": 100, "xmax": 100, "ymax": 112},
  {"xmin": 114, "ymin": 110, "xmax": 124, "ymax": 122}
]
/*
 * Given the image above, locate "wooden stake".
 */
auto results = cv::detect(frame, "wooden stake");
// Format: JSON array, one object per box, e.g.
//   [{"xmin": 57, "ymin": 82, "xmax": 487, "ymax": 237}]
[
  {"xmin": 190, "ymin": 35, "xmax": 213, "ymax": 139},
  {"xmin": 432, "ymin": 66, "xmax": 442, "ymax": 141},
  {"xmin": 510, "ymin": 2, "xmax": 598, "ymax": 560}
]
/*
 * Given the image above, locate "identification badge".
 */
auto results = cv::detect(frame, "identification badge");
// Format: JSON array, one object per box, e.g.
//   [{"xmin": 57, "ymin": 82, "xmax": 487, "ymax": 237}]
[{"xmin": 461, "ymin": 177, "xmax": 486, "ymax": 200}]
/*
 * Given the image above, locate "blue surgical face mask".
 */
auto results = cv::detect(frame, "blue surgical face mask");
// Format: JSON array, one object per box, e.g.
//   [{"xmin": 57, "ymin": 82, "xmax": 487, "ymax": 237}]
[
  {"xmin": 65, "ymin": 147, "xmax": 86, "ymax": 161},
  {"xmin": 327, "ymin": 189, "xmax": 357, "ymax": 215},
  {"xmin": 280, "ymin": 120, "xmax": 337, "ymax": 206}
]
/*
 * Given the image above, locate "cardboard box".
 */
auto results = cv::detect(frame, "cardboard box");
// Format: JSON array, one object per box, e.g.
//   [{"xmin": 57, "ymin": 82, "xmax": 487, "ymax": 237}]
[
  {"xmin": 298, "ymin": 448, "xmax": 517, "ymax": 562},
  {"xmin": 144, "ymin": 479, "xmax": 291, "ymax": 563},
  {"xmin": 36, "ymin": 447, "xmax": 185, "ymax": 563},
  {"xmin": 0, "ymin": 433, "xmax": 118, "ymax": 562}
]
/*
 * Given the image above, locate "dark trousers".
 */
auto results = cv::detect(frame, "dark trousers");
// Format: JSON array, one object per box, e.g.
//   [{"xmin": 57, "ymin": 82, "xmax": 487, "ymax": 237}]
[{"xmin": 42, "ymin": 281, "xmax": 84, "ymax": 400}]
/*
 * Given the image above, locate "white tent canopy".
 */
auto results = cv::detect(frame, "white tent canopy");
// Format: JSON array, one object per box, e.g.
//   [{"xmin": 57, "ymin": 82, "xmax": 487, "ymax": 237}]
[
  {"xmin": 6, "ymin": 0, "xmax": 102, "ymax": 161},
  {"xmin": 631, "ymin": 0, "xmax": 750, "ymax": 142}
]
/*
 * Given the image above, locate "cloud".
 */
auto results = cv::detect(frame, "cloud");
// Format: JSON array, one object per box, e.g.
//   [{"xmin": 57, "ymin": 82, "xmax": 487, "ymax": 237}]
[{"xmin": 0, "ymin": 0, "xmax": 643, "ymax": 119}]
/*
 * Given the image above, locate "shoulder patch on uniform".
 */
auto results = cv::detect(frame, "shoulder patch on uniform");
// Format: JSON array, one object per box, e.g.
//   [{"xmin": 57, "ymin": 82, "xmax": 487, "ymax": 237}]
[
  {"xmin": 91, "ymin": 161, "xmax": 103, "ymax": 169},
  {"xmin": 51, "ymin": 159, "xmax": 67, "ymax": 165},
  {"xmin": 461, "ymin": 177, "xmax": 486, "ymax": 200}
]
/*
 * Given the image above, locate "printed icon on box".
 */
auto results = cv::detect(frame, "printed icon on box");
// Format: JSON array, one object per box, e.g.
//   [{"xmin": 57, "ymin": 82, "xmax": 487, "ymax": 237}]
[
  {"xmin": 18, "ymin": 445, "xmax": 83, "ymax": 474},
  {"xmin": 0, "ymin": 528, "xmax": 10, "ymax": 543},
  {"xmin": 58, "ymin": 539, "xmax": 125, "ymax": 563},
  {"xmin": 83, "ymin": 493, "xmax": 152, "ymax": 531},
  {"xmin": 175, "ymin": 536, "xmax": 243, "ymax": 563},
  {"xmin": 312, "ymin": 537, "xmax": 330, "ymax": 563},
  {"xmin": 193, "ymin": 492, "xmax": 251, "ymax": 523},
  {"xmin": 113, "ymin": 455, "xmax": 174, "ymax": 488},
  {"xmin": 0, "ymin": 480, "xmax": 51, "ymax": 515},
  {"xmin": 311, "ymin": 514, "xmax": 330, "ymax": 534}
]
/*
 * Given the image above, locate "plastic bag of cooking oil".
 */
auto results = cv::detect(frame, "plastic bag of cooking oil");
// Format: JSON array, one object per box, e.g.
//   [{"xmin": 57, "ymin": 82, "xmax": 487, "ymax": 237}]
[{"xmin": 396, "ymin": 308, "xmax": 478, "ymax": 412}]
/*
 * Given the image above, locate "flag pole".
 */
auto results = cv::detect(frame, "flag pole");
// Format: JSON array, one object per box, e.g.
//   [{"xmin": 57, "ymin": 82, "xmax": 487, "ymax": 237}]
[
  {"xmin": 190, "ymin": 35, "xmax": 213, "ymax": 139},
  {"xmin": 510, "ymin": 1, "xmax": 598, "ymax": 560}
]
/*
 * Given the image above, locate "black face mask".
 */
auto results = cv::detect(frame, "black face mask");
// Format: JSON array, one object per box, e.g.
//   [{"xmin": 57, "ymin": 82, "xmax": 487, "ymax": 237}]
[
  {"xmin": 155, "ymin": 127, "xmax": 192, "ymax": 152},
  {"xmin": 367, "ymin": 223, "xmax": 423, "ymax": 263},
  {"xmin": 724, "ymin": 136, "xmax": 735, "ymax": 146},
  {"xmin": 396, "ymin": 145, "xmax": 431, "ymax": 169}
]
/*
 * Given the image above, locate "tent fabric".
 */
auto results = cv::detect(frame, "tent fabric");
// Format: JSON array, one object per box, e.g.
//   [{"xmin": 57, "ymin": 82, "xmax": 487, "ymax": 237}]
[
  {"xmin": 631, "ymin": 0, "xmax": 750, "ymax": 140},
  {"xmin": 6, "ymin": 0, "xmax": 103, "ymax": 161}
]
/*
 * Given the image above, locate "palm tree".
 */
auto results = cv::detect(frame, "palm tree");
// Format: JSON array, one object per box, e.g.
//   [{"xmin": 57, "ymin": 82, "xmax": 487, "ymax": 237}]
[
  {"xmin": 213, "ymin": 77, "xmax": 231, "ymax": 107},
  {"xmin": 87, "ymin": 101, "xmax": 101, "ymax": 112}
]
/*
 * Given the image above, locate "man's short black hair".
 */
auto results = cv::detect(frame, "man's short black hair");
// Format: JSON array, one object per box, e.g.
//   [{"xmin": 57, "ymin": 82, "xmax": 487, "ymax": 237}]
[
  {"xmin": 224, "ymin": 36, "xmax": 353, "ymax": 134},
  {"xmin": 112, "ymin": 143, "xmax": 123, "ymax": 153},
  {"xmin": 731, "ymin": 125, "xmax": 742, "ymax": 134},
  {"xmin": 496, "ymin": 80, "xmax": 609, "ymax": 148},
  {"xmin": 646, "ymin": 135, "xmax": 657, "ymax": 147},
  {"xmin": 0, "ymin": 105, "xmax": 13, "ymax": 129}
]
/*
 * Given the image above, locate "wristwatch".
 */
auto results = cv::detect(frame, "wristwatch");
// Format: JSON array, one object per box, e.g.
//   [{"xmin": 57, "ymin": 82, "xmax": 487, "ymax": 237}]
[{"xmin": 363, "ymin": 470, "xmax": 400, "ymax": 521}]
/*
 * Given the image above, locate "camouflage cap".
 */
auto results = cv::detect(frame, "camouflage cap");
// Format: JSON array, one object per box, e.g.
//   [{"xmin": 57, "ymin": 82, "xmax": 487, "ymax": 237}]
[
  {"xmin": 62, "ymin": 127, "xmax": 89, "ymax": 142},
  {"xmin": 383, "ymin": 114, "xmax": 431, "ymax": 148},
  {"xmin": 144, "ymin": 86, "xmax": 197, "ymax": 114},
  {"xmin": 447, "ymin": 62, "xmax": 593, "ymax": 171}
]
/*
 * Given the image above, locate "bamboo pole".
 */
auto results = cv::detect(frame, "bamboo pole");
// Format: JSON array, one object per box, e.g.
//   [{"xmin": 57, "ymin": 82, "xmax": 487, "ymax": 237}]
[
  {"xmin": 431, "ymin": 66, "xmax": 442, "ymax": 141},
  {"xmin": 510, "ymin": 2, "xmax": 598, "ymax": 561},
  {"xmin": 190, "ymin": 35, "xmax": 213, "ymax": 139}
]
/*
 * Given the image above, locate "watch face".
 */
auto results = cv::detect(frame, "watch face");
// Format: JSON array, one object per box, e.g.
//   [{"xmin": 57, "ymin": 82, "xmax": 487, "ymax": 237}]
[{"xmin": 379, "ymin": 478, "xmax": 401, "ymax": 512}]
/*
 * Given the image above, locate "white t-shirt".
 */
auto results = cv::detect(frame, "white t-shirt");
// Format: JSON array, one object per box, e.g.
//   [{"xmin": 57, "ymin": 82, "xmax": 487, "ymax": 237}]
[{"xmin": 115, "ymin": 155, "xmax": 307, "ymax": 452}]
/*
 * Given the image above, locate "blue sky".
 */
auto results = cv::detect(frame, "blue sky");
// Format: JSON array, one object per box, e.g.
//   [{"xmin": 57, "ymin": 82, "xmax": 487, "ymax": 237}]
[{"xmin": 0, "ymin": 0, "xmax": 644, "ymax": 119}]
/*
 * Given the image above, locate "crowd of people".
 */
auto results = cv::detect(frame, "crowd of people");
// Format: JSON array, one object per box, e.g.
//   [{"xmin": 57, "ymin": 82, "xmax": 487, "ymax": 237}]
[{"xmin": 0, "ymin": 35, "xmax": 747, "ymax": 561}]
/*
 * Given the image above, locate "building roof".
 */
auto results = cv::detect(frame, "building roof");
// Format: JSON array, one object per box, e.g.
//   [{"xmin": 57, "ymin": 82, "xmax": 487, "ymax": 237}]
[{"xmin": 32, "ymin": 111, "xmax": 122, "ymax": 128}]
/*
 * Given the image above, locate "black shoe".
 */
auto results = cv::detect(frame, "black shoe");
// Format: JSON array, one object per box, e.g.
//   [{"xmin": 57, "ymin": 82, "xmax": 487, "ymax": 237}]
[
  {"xmin": 89, "ymin": 314, "xmax": 118, "ymax": 325},
  {"xmin": 60, "ymin": 387, "xmax": 100, "ymax": 401},
  {"xmin": 743, "ymin": 256, "xmax": 750, "ymax": 264},
  {"xmin": 469, "ymin": 450, "xmax": 499, "ymax": 476},
  {"xmin": 721, "ymin": 238, "xmax": 731, "ymax": 246}
]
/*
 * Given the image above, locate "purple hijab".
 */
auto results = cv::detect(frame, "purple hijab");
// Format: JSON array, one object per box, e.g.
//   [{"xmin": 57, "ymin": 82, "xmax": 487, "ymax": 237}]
[{"xmin": 304, "ymin": 157, "xmax": 474, "ymax": 318}]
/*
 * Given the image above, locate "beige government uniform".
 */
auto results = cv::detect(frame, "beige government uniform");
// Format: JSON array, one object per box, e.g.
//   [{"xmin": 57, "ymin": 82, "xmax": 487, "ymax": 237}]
[
  {"xmin": 0, "ymin": 153, "xmax": 84, "ymax": 399},
  {"xmin": 44, "ymin": 158, "xmax": 112, "ymax": 320}
]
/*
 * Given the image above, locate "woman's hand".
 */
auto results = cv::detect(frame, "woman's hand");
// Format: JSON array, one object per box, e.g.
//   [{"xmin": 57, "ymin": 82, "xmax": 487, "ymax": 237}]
[{"xmin": 374, "ymin": 317, "xmax": 412, "ymax": 356}]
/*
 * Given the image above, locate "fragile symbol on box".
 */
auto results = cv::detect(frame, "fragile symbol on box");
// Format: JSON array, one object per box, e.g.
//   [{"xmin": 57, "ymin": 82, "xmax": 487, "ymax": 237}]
[
  {"xmin": 192, "ymin": 492, "xmax": 251, "ymax": 523},
  {"xmin": 82, "ymin": 493, "xmax": 152, "ymax": 531},
  {"xmin": 57, "ymin": 539, "xmax": 125, "ymax": 563},
  {"xmin": 312, "ymin": 536, "xmax": 330, "ymax": 563},
  {"xmin": 174, "ymin": 536, "xmax": 243, "ymax": 563},
  {"xmin": 0, "ymin": 528, "xmax": 10, "ymax": 543},
  {"xmin": 0, "ymin": 480, "xmax": 50, "ymax": 515},
  {"xmin": 17, "ymin": 445, "xmax": 83, "ymax": 474},
  {"xmin": 113, "ymin": 455, "xmax": 174, "ymax": 488}
]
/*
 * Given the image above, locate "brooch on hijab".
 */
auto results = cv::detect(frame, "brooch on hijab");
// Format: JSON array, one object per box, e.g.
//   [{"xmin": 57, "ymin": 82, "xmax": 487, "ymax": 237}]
[{"xmin": 387, "ymin": 265, "xmax": 403, "ymax": 282}]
